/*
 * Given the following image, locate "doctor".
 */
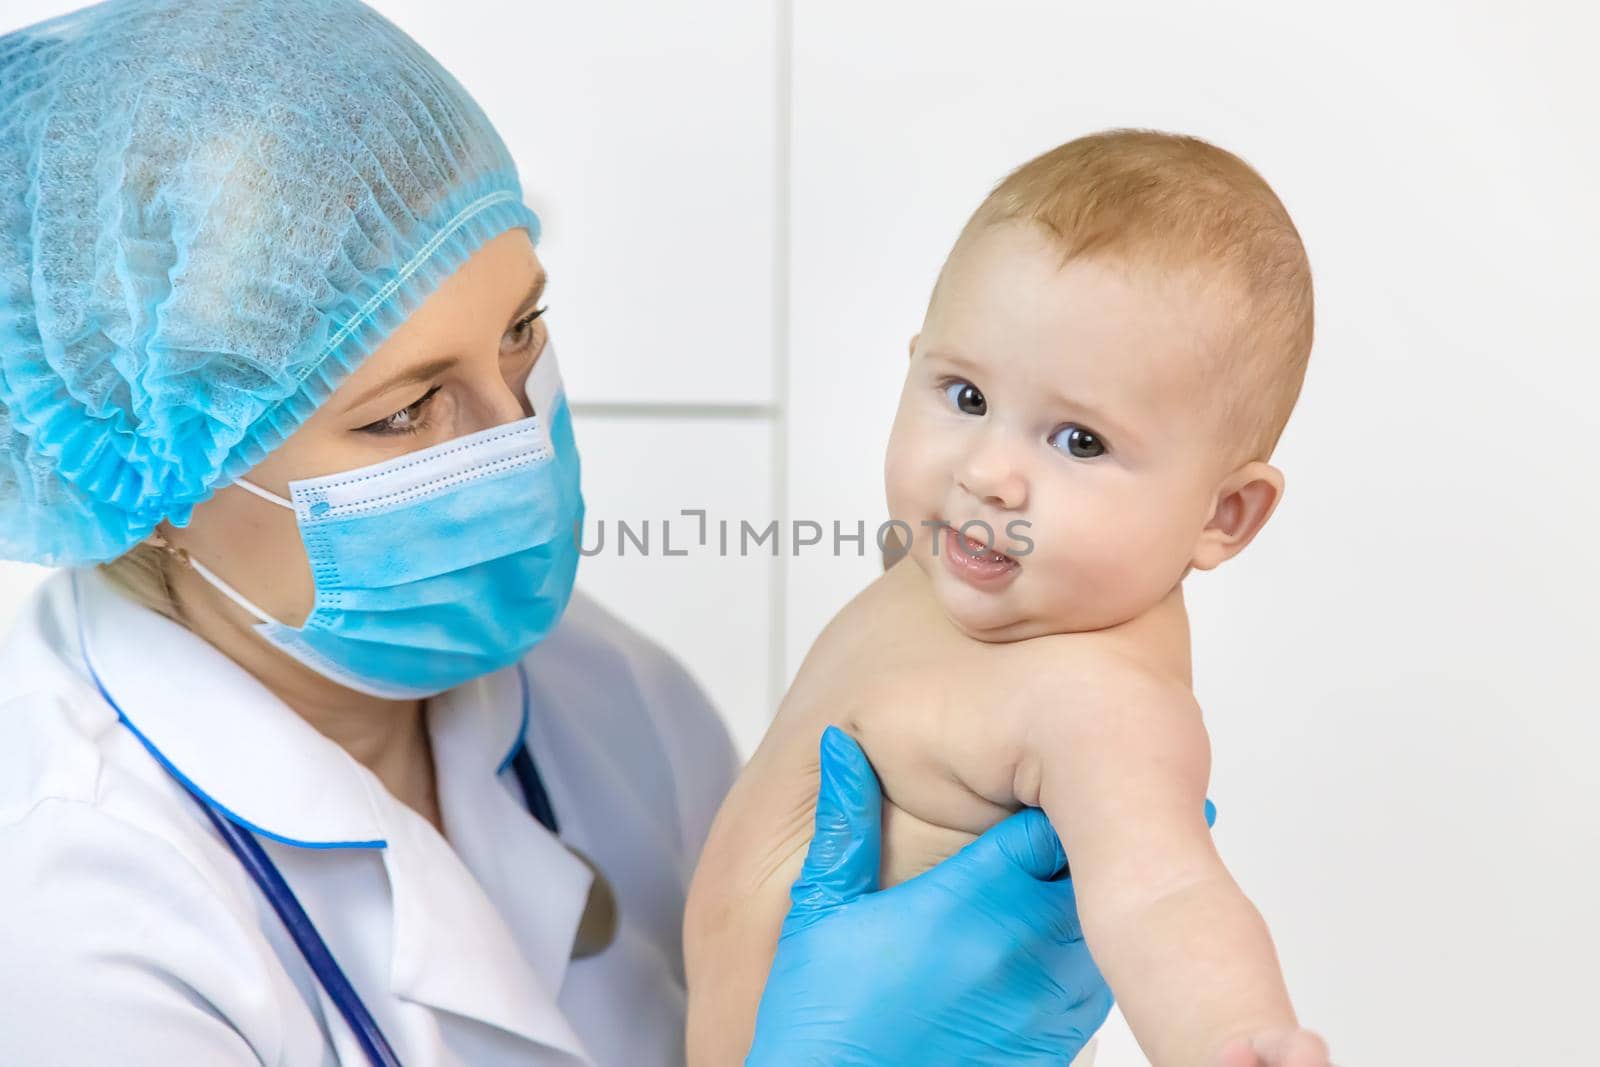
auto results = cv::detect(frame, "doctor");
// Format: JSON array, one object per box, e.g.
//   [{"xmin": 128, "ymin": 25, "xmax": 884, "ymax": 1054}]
[{"xmin": 0, "ymin": 2, "xmax": 1118, "ymax": 1065}]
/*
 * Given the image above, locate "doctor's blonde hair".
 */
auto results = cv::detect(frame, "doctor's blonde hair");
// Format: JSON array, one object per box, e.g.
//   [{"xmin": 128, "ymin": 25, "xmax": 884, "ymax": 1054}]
[{"xmin": 99, "ymin": 542, "xmax": 181, "ymax": 621}]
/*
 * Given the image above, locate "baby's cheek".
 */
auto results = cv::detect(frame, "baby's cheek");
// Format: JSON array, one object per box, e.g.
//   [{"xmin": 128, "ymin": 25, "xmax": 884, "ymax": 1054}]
[
  {"xmin": 882, "ymin": 453, "xmax": 916, "ymax": 520},
  {"xmin": 1099, "ymin": 510, "xmax": 1196, "ymax": 614},
  {"xmin": 1037, "ymin": 504, "xmax": 1174, "ymax": 627},
  {"xmin": 882, "ymin": 427, "xmax": 925, "ymax": 517}
]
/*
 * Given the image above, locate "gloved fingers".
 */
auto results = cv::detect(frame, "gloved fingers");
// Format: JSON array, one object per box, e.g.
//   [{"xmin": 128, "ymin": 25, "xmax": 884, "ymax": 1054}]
[
  {"xmin": 956, "ymin": 807, "xmax": 1069, "ymax": 882},
  {"xmin": 1034, "ymin": 864, "xmax": 1090, "ymax": 943},
  {"xmin": 1205, "ymin": 796, "xmax": 1218, "ymax": 828},
  {"xmin": 945, "ymin": 809, "xmax": 1098, "ymax": 945},
  {"xmin": 787, "ymin": 725, "xmax": 884, "ymax": 913}
]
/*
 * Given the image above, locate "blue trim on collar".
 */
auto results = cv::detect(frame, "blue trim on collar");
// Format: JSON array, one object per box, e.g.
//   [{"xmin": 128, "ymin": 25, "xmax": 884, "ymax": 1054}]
[
  {"xmin": 495, "ymin": 660, "xmax": 533, "ymax": 776},
  {"xmin": 72, "ymin": 571, "xmax": 389, "ymax": 851}
]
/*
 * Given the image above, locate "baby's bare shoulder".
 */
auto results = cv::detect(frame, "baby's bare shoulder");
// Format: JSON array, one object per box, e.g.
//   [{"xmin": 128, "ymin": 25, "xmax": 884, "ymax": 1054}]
[
  {"xmin": 1007, "ymin": 585, "xmax": 1197, "ymax": 719},
  {"xmin": 998, "ymin": 630, "xmax": 1205, "ymax": 816},
  {"xmin": 1011, "ymin": 623, "xmax": 1183, "ymax": 690}
]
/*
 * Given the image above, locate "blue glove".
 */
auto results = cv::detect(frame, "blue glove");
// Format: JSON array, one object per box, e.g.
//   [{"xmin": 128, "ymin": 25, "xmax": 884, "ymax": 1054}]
[{"xmin": 745, "ymin": 726, "xmax": 1114, "ymax": 1066}]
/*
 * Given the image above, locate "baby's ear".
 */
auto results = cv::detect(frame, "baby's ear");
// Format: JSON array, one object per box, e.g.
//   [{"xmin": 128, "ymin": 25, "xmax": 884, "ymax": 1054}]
[
  {"xmin": 907, "ymin": 332, "xmax": 920, "ymax": 360},
  {"xmin": 1189, "ymin": 462, "xmax": 1284, "ymax": 571}
]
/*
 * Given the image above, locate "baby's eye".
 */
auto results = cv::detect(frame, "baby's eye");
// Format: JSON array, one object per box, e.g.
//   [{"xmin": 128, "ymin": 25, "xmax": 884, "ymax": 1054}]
[
  {"xmin": 1048, "ymin": 424, "xmax": 1107, "ymax": 459},
  {"xmin": 942, "ymin": 379, "xmax": 986, "ymax": 416}
]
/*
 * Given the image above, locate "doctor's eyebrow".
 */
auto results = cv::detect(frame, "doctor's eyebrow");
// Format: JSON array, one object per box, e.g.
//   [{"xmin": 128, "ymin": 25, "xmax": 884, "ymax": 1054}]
[
  {"xmin": 511, "ymin": 272, "xmax": 548, "ymax": 320},
  {"xmin": 345, "ymin": 356, "xmax": 459, "ymax": 412},
  {"xmin": 340, "ymin": 273, "xmax": 550, "ymax": 413}
]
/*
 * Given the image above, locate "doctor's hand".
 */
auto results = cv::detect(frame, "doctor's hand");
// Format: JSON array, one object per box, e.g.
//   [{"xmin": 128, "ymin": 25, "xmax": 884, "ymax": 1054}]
[{"xmin": 744, "ymin": 726, "xmax": 1111, "ymax": 1067}]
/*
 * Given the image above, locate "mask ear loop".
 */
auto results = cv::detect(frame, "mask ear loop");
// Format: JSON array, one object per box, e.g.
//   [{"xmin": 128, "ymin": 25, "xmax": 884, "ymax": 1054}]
[
  {"xmin": 147, "ymin": 483, "xmax": 291, "ymax": 628},
  {"xmin": 233, "ymin": 477, "xmax": 296, "ymax": 511},
  {"xmin": 182, "ymin": 554, "xmax": 280, "ymax": 627}
]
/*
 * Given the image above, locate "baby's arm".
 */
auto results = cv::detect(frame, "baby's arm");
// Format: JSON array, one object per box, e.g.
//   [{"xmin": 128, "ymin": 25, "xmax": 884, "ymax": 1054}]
[
  {"xmin": 684, "ymin": 709, "xmax": 820, "ymax": 1067},
  {"xmin": 1013, "ymin": 657, "xmax": 1322, "ymax": 1067}
]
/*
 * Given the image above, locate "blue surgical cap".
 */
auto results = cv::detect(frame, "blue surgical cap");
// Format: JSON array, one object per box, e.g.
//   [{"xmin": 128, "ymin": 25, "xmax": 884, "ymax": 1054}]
[{"xmin": 0, "ymin": 0, "xmax": 541, "ymax": 565}]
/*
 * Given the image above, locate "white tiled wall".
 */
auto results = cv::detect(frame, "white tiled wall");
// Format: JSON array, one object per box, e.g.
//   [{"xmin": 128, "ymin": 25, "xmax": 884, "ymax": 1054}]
[
  {"xmin": 376, "ymin": 0, "xmax": 782, "ymax": 407},
  {"xmin": 3, "ymin": 3, "xmax": 1596, "ymax": 1064},
  {"xmin": 567, "ymin": 411, "xmax": 778, "ymax": 757}
]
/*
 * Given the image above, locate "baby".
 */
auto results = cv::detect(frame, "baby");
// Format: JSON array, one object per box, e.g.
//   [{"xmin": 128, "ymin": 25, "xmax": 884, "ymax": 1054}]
[{"xmin": 685, "ymin": 130, "xmax": 1329, "ymax": 1067}]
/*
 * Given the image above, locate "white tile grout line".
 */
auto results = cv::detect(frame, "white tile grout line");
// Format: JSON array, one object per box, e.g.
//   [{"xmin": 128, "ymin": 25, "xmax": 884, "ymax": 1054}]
[{"xmin": 769, "ymin": 0, "xmax": 794, "ymax": 722}]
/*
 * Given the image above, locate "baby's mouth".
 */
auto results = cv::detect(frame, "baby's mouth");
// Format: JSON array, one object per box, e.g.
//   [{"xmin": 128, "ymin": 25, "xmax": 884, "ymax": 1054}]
[{"xmin": 939, "ymin": 521, "xmax": 1019, "ymax": 568}]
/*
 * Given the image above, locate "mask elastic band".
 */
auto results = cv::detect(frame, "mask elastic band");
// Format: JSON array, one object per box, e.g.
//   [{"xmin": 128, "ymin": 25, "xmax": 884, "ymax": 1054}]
[
  {"xmin": 185, "ymin": 555, "xmax": 280, "ymax": 628},
  {"xmin": 234, "ymin": 478, "xmax": 295, "ymax": 510}
]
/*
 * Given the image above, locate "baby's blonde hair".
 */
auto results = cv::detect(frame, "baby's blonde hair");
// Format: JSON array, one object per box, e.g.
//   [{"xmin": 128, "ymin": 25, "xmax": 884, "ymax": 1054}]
[{"xmin": 942, "ymin": 128, "xmax": 1314, "ymax": 463}]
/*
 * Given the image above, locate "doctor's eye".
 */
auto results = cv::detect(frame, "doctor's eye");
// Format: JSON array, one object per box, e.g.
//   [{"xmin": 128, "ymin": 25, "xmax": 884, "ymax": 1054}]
[
  {"xmin": 359, "ymin": 385, "xmax": 441, "ymax": 436},
  {"xmin": 1048, "ymin": 424, "xmax": 1107, "ymax": 459},
  {"xmin": 505, "ymin": 305, "xmax": 549, "ymax": 352},
  {"xmin": 942, "ymin": 379, "xmax": 986, "ymax": 416}
]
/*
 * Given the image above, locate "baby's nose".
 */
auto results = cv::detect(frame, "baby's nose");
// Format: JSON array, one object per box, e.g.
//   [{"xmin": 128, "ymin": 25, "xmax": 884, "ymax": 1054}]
[{"xmin": 957, "ymin": 443, "xmax": 1027, "ymax": 510}]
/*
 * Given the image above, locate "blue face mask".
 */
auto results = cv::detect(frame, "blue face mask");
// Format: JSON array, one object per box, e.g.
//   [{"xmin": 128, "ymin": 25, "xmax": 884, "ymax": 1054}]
[{"xmin": 185, "ymin": 346, "xmax": 584, "ymax": 699}]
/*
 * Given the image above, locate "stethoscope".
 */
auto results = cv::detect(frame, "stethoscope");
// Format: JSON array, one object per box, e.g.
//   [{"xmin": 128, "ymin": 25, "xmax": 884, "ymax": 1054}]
[
  {"xmin": 76, "ymin": 588, "xmax": 564, "ymax": 1067},
  {"xmin": 183, "ymin": 737, "xmax": 558, "ymax": 1067}
]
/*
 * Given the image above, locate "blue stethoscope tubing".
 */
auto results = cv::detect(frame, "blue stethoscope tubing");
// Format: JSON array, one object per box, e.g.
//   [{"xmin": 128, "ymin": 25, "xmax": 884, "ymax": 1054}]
[
  {"xmin": 75, "ymin": 580, "xmax": 558, "ymax": 1067},
  {"xmin": 180, "ymin": 741, "xmax": 556, "ymax": 1067},
  {"xmin": 194, "ymin": 796, "xmax": 408, "ymax": 1067}
]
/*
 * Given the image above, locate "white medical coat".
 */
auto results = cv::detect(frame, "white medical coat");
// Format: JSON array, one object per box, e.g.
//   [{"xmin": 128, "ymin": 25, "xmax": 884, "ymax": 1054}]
[{"xmin": 0, "ymin": 568, "xmax": 740, "ymax": 1066}]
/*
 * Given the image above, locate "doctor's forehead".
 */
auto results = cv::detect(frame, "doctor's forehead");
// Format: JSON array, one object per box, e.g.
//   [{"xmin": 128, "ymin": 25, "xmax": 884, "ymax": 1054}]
[
  {"xmin": 333, "ymin": 229, "xmax": 546, "ymax": 380},
  {"xmin": 412, "ymin": 227, "xmax": 546, "ymax": 331}
]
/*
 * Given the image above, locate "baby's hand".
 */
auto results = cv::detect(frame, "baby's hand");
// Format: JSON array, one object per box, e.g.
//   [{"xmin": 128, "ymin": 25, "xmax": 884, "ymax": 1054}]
[{"xmin": 1214, "ymin": 1028, "xmax": 1332, "ymax": 1067}]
